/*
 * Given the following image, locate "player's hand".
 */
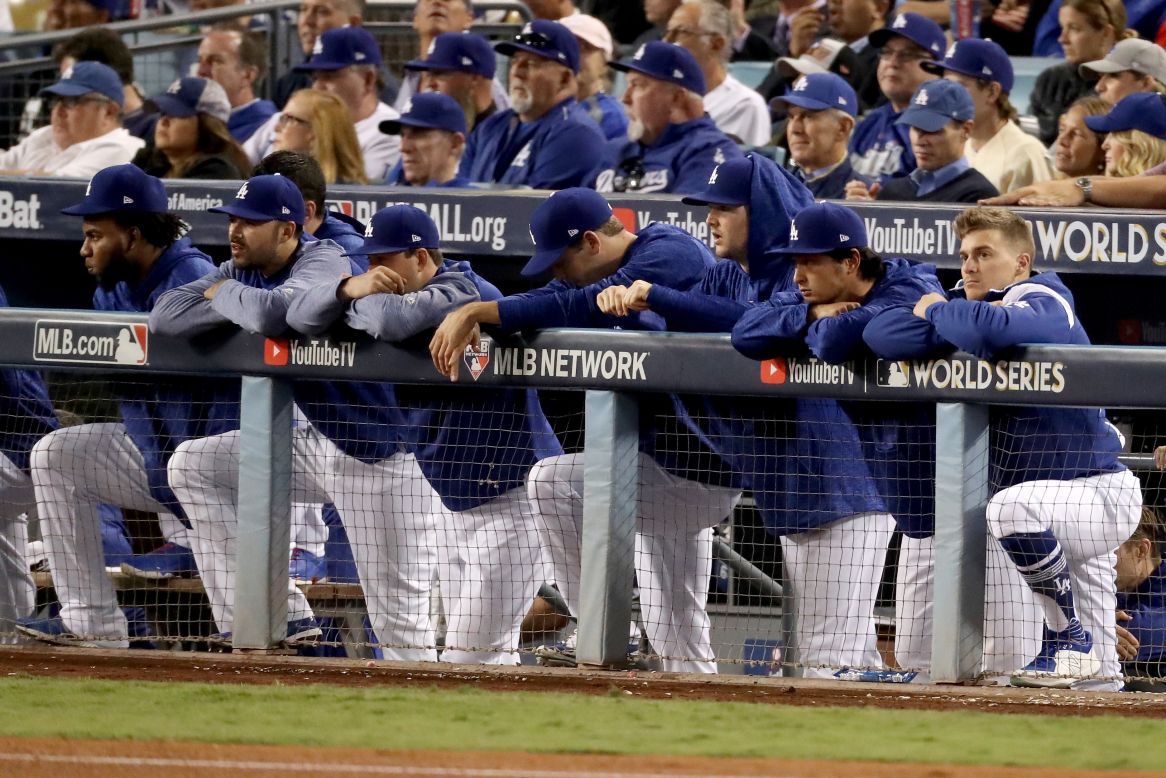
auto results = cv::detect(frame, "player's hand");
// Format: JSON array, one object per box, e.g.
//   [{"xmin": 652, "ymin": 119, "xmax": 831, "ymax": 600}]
[
  {"xmin": 622, "ymin": 280, "xmax": 654, "ymax": 312},
  {"xmin": 808, "ymin": 301, "xmax": 859, "ymax": 321},
  {"xmin": 596, "ymin": 285, "xmax": 630, "ymax": 316},
  {"xmin": 913, "ymin": 292, "xmax": 947, "ymax": 319},
  {"xmin": 338, "ymin": 266, "xmax": 406, "ymax": 301},
  {"xmin": 203, "ymin": 279, "xmax": 227, "ymax": 300},
  {"xmin": 1116, "ymin": 611, "xmax": 1140, "ymax": 661},
  {"xmin": 980, "ymin": 179, "xmax": 1084, "ymax": 207},
  {"xmin": 844, "ymin": 179, "xmax": 880, "ymax": 201},
  {"xmin": 429, "ymin": 305, "xmax": 480, "ymax": 381},
  {"xmin": 788, "ymin": 8, "xmax": 824, "ymax": 58}
]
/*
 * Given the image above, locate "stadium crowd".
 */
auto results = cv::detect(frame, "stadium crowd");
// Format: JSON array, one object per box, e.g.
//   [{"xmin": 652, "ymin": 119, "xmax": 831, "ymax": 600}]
[{"xmin": 0, "ymin": 0, "xmax": 1164, "ymax": 692}]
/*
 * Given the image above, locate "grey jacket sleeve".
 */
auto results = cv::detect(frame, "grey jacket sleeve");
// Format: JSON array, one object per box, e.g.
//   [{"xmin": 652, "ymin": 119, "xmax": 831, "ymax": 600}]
[
  {"xmin": 284, "ymin": 277, "xmax": 348, "ymax": 336},
  {"xmin": 210, "ymin": 240, "xmax": 351, "ymax": 337},
  {"xmin": 148, "ymin": 264, "xmax": 234, "ymax": 336},
  {"xmin": 346, "ymin": 271, "xmax": 481, "ymax": 341}
]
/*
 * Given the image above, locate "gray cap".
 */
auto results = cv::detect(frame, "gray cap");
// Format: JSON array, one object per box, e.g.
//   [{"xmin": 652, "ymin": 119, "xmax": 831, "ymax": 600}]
[{"xmin": 1080, "ymin": 39, "xmax": 1166, "ymax": 83}]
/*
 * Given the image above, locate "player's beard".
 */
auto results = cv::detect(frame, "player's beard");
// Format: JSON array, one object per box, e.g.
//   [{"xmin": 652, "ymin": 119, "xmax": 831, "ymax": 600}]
[
  {"xmin": 96, "ymin": 253, "xmax": 135, "ymax": 291},
  {"xmin": 509, "ymin": 86, "xmax": 533, "ymax": 115},
  {"xmin": 626, "ymin": 117, "xmax": 645, "ymax": 143}
]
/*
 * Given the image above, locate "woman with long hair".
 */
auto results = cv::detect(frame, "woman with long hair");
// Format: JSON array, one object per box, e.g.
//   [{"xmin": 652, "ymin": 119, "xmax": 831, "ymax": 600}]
[
  {"xmin": 273, "ymin": 89, "xmax": 368, "ymax": 185},
  {"xmin": 133, "ymin": 77, "xmax": 249, "ymax": 179},
  {"xmin": 1054, "ymin": 95, "xmax": 1109, "ymax": 178},
  {"xmin": 1083, "ymin": 91, "xmax": 1166, "ymax": 177}
]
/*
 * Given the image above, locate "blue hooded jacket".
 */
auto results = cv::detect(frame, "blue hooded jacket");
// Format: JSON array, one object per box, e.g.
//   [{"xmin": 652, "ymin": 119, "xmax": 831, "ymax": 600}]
[
  {"xmin": 96, "ymin": 237, "xmax": 240, "ymax": 517},
  {"xmin": 1117, "ymin": 558, "xmax": 1166, "ymax": 668},
  {"xmin": 863, "ymin": 271, "xmax": 1125, "ymax": 490},
  {"xmin": 591, "ymin": 117, "xmax": 743, "ymax": 195},
  {"xmin": 311, "ymin": 211, "xmax": 369, "ymax": 270},
  {"xmin": 0, "ymin": 285, "xmax": 57, "ymax": 472}
]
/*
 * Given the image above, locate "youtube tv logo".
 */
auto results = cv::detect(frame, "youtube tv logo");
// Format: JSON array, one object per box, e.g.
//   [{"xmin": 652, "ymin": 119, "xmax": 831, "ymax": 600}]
[
  {"xmin": 264, "ymin": 338, "xmax": 289, "ymax": 366},
  {"xmin": 760, "ymin": 358, "xmax": 787, "ymax": 384}
]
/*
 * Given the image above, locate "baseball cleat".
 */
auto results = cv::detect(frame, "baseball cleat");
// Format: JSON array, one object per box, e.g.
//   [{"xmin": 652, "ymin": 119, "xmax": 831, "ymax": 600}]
[
  {"xmin": 120, "ymin": 542, "xmax": 197, "ymax": 580},
  {"xmin": 14, "ymin": 615, "xmax": 127, "ymax": 649},
  {"xmin": 535, "ymin": 631, "xmax": 645, "ymax": 668},
  {"xmin": 206, "ymin": 617, "xmax": 323, "ymax": 649},
  {"xmin": 289, "ymin": 548, "xmax": 327, "ymax": 583},
  {"xmin": 1010, "ymin": 624, "xmax": 1101, "ymax": 689}
]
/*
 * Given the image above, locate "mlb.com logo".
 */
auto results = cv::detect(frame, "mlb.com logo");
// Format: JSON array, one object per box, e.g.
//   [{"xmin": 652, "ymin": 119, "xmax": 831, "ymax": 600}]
[
  {"xmin": 264, "ymin": 338, "xmax": 289, "ymax": 366},
  {"xmin": 759, "ymin": 357, "xmax": 787, "ymax": 384},
  {"xmin": 875, "ymin": 359, "xmax": 910, "ymax": 387}
]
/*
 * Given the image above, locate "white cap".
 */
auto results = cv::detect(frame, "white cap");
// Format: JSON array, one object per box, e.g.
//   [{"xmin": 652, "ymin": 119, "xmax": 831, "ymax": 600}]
[
  {"xmin": 1080, "ymin": 39, "xmax": 1166, "ymax": 84},
  {"xmin": 558, "ymin": 13, "xmax": 613, "ymax": 60},
  {"xmin": 777, "ymin": 38, "xmax": 846, "ymax": 79}
]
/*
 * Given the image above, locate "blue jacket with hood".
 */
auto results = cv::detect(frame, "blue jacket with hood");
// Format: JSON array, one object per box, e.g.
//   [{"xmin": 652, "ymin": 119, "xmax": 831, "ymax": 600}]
[
  {"xmin": 1117, "ymin": 558, "xmax": 1166, "ymax": 670},
  {"xmin": 591, "ymin": 116, "xmax": 743, "ymax": 195},
  {"xmin": 862, "ymin": 271, "xmax": 1125, "ymax": 490}
]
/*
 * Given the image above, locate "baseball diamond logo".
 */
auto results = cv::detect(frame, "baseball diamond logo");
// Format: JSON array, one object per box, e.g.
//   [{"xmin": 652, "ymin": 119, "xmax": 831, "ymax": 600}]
[
  {"xmin": 33, "ymin": 319, "xmax": 147, "ymax": 366},
  {"xmin": 463, "ymin": 337, "xmax": 491, "ymax": 381}
]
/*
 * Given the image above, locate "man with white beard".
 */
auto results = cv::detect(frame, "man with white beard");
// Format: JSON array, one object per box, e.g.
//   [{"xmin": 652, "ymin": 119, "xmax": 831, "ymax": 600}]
[
  {"xmin": 590, "ymin": 41, "xmax": 741, "ymax": 195},
  {"xmin": 458, "ymin": 19, "xmax": 605, "ymax": 189}
]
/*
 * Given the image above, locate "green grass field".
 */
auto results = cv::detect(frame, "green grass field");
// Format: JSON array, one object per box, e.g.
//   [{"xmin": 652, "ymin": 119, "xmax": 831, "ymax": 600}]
[{"xmin": 1, "ymin": 676, "xmax": 1165, "ymax": 770}]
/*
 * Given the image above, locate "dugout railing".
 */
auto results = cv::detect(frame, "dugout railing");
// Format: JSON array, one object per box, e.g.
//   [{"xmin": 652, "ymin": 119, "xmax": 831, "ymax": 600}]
[{"xmin": 0, "ymin": 308, "xmax": 1158, "ymax": 682}]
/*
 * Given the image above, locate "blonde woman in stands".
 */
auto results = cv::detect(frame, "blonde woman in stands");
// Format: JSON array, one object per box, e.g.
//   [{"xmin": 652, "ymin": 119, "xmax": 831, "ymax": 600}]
[
  {"xmin": 272, "ymin": 89, "xmax": 368, "ymax": 185},
  {"xmin": 1053, "ymin": 96, "xmax": 1108, "ymax": 179},
  {"xmin": 1029, "ymin": 0, "xmax": 1133, "ymax": 146},
  {"xmin": 1082, "ymin": 92, "xmax": 1166, "ymax": 177}
]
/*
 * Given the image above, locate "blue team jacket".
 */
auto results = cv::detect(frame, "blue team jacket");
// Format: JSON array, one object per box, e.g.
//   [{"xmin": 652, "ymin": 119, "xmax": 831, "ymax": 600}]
[
  {"xmin": 591, "ymin": 116, "xmax": 743, "ymax": 195},
  {"xmin": 397, "ymin": 262, "xmax": 562, "ymax": 512},
  {"xmin": 1118, "ymin": 559, "xmax": 1166, "ymax": 668},
  {"xmin": 95, "ymin": 238, "xmax": 241, "ymax": 517},
  {"xmin": 580, "ymin": 92, "xmax": 629, "ymax": 142},
  {"xmin": 228, "ymin": 99, "xmax": 278, "ymax": 143},
  {"xmin": 312, "ymin": 211, "xmax": 369, "ymax": 270},
  {"xmin": 862, "ymin": 271, "xmax": 1125, "ymax": 490},
  {"xmin": 459, "ymin": 97, "xmax": 606, "ymax": 189},
  {"xmin": 849, "ymin": 102, "xmax": 915, "ymax": 184},
  {"xmin": 383, "ymin": 160, "xmax": 472, "ymax": 188},
  {"xmin": 0, "ymin": 285, "xmax": 57, "ymax": 471}
]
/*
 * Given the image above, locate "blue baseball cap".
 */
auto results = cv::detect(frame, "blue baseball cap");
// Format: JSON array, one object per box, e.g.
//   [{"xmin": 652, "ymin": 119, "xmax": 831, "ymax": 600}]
[
  {"xmin": 923, "ymin": 38, "xmax": 1014, "ymax": 93},
  {"xmin": 775, "ymin": 202, "xmax": 868, "ymax": 255},
  {"xmin": 495, "ymin": 20, "xmax": 580, "ymax": 74},
  {"xmin": 1085, "ymin": 92, "xmax": 1166, "ymax": 138},
  {"xmin": 404, "ymin": 32, "xmax": 496, "ymax": 78},
  {"xmin": 40, "ymin": 61, "xmax": 124, "ymax": 108},
  {"xmin": 522, "ymin": 188, "xmax": 614, "ymax": 276},
  {"xmin": 147, "ymin": 77, "xmax": 230, "ymax": 124},
  {"xmin": 681, "ymin": 156, "xmax": 755, "ymax": 207},
  {"xmin": 379, "ymin": 92, "xmax": 467, "ymax": 135},
  {"xmin": 208, "ymin": 175, "xmax": 306, "ymax": 225},
  {"xmin": 61, "ymin": 164, "xmax": 168, "ymax": 216},
  {"xmin": 354, "ymin": 205, "xmax": 440, "ymax": 256},
  {"xmin": 293, "ymin": 26, "xmax": 383, "ymax": 72},
  {"xmin": 610, "ymin": 41, "xmax": 706, "ymax": 96},
  {"xmin": 897, "ymin": 79, "xmax": 975, "ymax": 132},
  {"xmin": 869, "ymin": 12, "xmax": 946, "ymax": 60},
  {"xmin": 770, "ymin": 72, "xmax": 858, "ymax": 117}
]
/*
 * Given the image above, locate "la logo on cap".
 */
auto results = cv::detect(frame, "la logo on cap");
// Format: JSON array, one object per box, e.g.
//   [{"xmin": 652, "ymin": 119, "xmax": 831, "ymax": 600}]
[
  {"xmin": 460, "ymin": 56, "xmax": 472, "ymax": 66},
  {"xmin": 672, "ymin": 68, "xmax": 683, "ymax": 78},
  {"xmin": 915, "ymin": 89, "xmax": 929, "ymax": 105},
  {"xmin": 945, "ymin": 42, "xmax": 957, "ymax": 58},
  {"xmin": 893, "ymin": 14, "xmax": 907, "ymax": 28},
  {"xmin": 708, "ymin": 165, "xmax": 719, "ymax": 185},
  {"xmin": 312, "ymin": 37, "xmax": 324, "ymax": 55},
  {"xmin": 166, "ymin": 81, "xmax": 182, "ymax": 94},
  {"xmin": 633, "ymin": 45, "xmax": 645, "ymax": 60},
  {"xmin": 790, "ymin": 222, "xmax": 799, "ymax": 240},
  {"xmin": 529, "ymin": 227, "xmax": 536, "ymax": 244},
  {"xmin": 522, "ymin": 22, "xmax": 533, "ymax": 33},
  {"xmin": 982, "ymin": 65, "xmax": 992, "ymax": 75},
  {"xmin": 355, "ymin": 51, "xmax": 367, "ymax": 61},
  {"xmin": 364, "ymin": 222, "xmax": 374, "ymax": 237},
  {"xmin": 62, "ymin": 65, "xmax": 74, "ymax": 79},
  {"xmin": 403, "ymin": 99, "xmax": 413, "ymax": 113},
  {"xmin": 84, "ymin": 180, "xmax": 93, "ymax": 196},
  {"xmin": 427, "ymin": 39, "xmax": 437, "ymax": 54},
  {"xmin": 793, "ymin": 77, "xmax": 809, "ymax": 91},
  {"xmin": 235, "ymin": 182, "xmax": 249, "ymax": 200}
]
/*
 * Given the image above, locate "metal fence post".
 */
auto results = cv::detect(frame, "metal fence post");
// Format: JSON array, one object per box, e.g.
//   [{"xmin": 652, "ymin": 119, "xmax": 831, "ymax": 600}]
[
  {"xmin": 232, "ymin": 375, "xmax": 294, "ymax": 650},
  {"xmin": 931, "ymin": 402, "xmax": 990, "ymax": 682},
  {"xmin": 576, "ymin": 390, "xmax": 638, "ymax": 668}
]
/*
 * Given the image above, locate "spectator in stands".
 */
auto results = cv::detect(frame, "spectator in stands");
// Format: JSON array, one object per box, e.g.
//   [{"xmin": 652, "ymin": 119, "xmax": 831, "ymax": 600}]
[
  {"xmin": 848, "ymin": 79, "xmax": 999, "ymax": 203},
  {"xmin": 0, "ymin": 62, "xmax": 144, "ymax": 177},
  {"xmin": 274, "ymin": 0, "xmax": 364, "ymax": 108},
  {"xmin": 1086, "ymin": 92, "xmax": 1166, "ymax": 177},
  {"xmin": 705, "ymin": 0, "xmax": 778, "ymax": 61},
  {"xmin": 848, "ymin": 12, "xmax": 943, "ymax": 184},
  {"xmin": 1080, "ymin": 38, "xmax": 1166, "ymax": 106},
  {"xmin": 196, "ymin": 24, "xmax": 277, "ymax": 144},
  {"xmin": 132, "ymin": 77, "xmax": 249, "ymax": 180},
  {"xmin": 406, "ymin": 32, "xmax": 509, "ymax": 132},
  {"xmin": 1115, "ymin": 505, "xmax": 1166, "ymax": 689},
  {"xmin": 751, "ymin": 0, "xmax": 829, "ymax": 60},
  {"xmin": 1030, "ymin": 0, "xmax": 1131, "ymax": 146},
  {"xmin": 398, "ymin": 0, "xmax": 477, "ymax": 111},
  {"xmin": 772, "ymin": 73, "xmax": 870, "ymax": 198},
  {"xmin": 592, "ymin": 40, "xmax": 741, "ymax": 193},
  {"xmin": 666, "ymin": 0, "xmax": 771, "ymax": 146},
  {"xmin": 632, "ymin": 0, "xmax": 683, "ymax": 49},
  {"xmin": 246, "ymin": 27, "xmax": 400, "ymax": 183},
  {"xmin": 560, "ymin": 14, "xmax": 628, "ymax": 141},
  {"xmin": 252, "ymin": 150, "xmax": 368, "ymax": 261},
  {"xmin": 272, "ymin": 89, "xmax": 367, "ymax": 185},
  {"xmin": 524, "ymin": 0, "xmax": 578, "ymax": 18},
  {"xmin": 1054, "ymin": 95, "xmax": 1109, "ymax": 178},
  {"xmin": 459, "ymin": 20, "xmax": 605, "ymax": 189},
  {"xmin": 756, "ymin": 37, "xmax": 862, "ymax": 110},
  {"xmin": 51, "ymin": 28, "xmax": 155, "ymax": 142},
  {"xmin": 825, "ymin": 0, "xmax": 889, "ymax": 111},
  {"xmin": 54, "ymin": 0, "xmax": 135, "ymax": 28},
  {"xmin": 15, "ymin": 164, "xmax": 237, "ymax": 648},
  {"xmin": 381, "ymin": 92, "xmax": 471, "ymax": 187},
  {"xmin": 925, "ymin": 38, "xmax": 1053, "ymax": 194}
]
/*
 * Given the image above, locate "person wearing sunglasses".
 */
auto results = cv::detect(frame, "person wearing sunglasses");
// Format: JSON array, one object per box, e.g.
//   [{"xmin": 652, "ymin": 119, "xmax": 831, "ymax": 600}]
[
  {"xmin": 459, "ymin": 20, "xmax": 605, "ymax": 189},
  {"xmin": 592, "ymin": 41, "xmax": 741, "ymax": 194},
  {"xmin": 0, "ymin": 61, "xmax": 144, "ymax": 176}
]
